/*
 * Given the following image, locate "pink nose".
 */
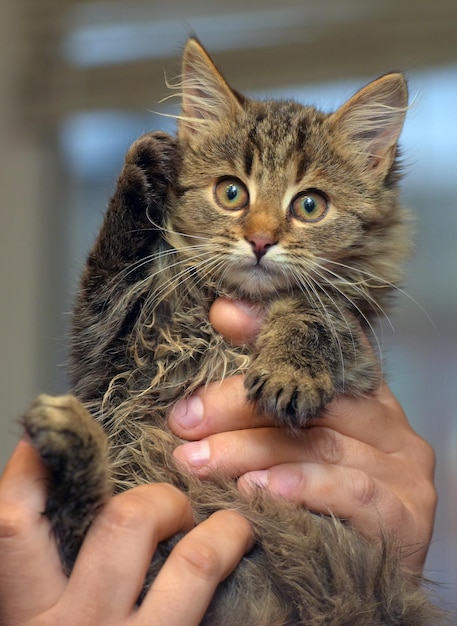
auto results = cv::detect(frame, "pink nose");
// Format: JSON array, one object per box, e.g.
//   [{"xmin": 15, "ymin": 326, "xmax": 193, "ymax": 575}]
[{"xmin": 246, "ymin": 235, "xmax": 277, "ymax": 262}]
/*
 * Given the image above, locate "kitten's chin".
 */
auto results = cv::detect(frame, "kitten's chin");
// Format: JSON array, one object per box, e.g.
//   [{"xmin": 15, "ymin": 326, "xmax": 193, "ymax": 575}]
[{"xmin": 221, "ymin": 265, "xmax": 289, "ymax": 298}]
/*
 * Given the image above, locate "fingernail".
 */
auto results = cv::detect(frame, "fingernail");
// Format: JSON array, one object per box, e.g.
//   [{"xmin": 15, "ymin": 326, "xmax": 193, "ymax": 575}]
[
  {"xmin": 170, "ymin": 396, "xmax": 204, "ymax": 429},
  {"xmin": 176, "ymin": 440, "xmax": 210, "ymax": 467}
]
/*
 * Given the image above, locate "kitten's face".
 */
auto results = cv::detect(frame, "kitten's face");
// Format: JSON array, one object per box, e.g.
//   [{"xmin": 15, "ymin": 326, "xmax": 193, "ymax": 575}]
[
  {"xmin": 169, "ymin": 103, "xmax": 364, "ymax": 297},
  {"xmin": 162, "ymin": 39, "xmax": 409, "ymax": 300}
]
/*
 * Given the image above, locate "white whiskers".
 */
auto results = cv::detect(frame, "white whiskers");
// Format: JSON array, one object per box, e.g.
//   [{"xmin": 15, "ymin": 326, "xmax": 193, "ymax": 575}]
[{"xmin": 97, "ymin": 220, "xmax": 428, "ymax": 392}]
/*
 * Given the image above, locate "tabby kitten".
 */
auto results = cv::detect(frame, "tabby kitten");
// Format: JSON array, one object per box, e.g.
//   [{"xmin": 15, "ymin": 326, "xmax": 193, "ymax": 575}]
[{"xmin": 23, "ymin": 39, "xmax": 443, "ymax": 625}]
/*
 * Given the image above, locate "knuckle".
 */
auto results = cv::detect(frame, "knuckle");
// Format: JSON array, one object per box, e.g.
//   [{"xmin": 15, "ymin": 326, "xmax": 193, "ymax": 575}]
[
  {"xmin": 351, "ymin": 471, "xmax": 379, "ymax": 507},
  {"xmin": 100, "ymin": 492, "xmax": 150, "ymax": 532},
  {"xmin": 215, "ymin": 509, "xmax": 252, "ymax": 537},
  {"xmin": 176, "ymin": 538, "xmax": 222, "ymax": 581},
  {"xmin": 0, "ymin": 503, "xmax": 31, "ymax": 540},
  {"xmin": 98, "ymin": 483, "xmax": 189, "ymax": 534},
  {"xmin": 418, "ymin": 438, "xmax": 436, "ymax": 473},
  {"xmin": 404, "ymin": 434, "xmax": 437, "ymax": 478},
  {"xmin": 312, "ymin": 428, "xmax": 344, "ymax": 465},
  {"xmin": 420, "ymin": 479, "xmax": 438, "ymax": 512}
]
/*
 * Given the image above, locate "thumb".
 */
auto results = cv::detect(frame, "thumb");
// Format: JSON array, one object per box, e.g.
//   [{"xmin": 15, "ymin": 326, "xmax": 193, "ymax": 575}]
[
  {"xmin": 209, "ymin": 298, "xmax": 265, "ymax": 346},
  {"xmin": 0, "ymin": 440, "xmax": 66, "ymax": 622}
]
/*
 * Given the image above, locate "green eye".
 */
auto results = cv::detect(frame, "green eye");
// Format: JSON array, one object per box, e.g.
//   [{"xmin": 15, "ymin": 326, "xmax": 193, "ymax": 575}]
[
  {"xmin": 290, "ymin": 190, "xmax": 328, "ymax": 222},
  {"xmin": 214, "ymin": 178, "xmax": 249, "ymax": 210}
]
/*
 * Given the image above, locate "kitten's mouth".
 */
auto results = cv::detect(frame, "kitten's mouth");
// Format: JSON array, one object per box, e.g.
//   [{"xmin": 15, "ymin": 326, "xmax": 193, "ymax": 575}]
[
  {"xmin": 242, "ymin": 257, "xmax": 277, "ymax": 274},
  {"xmin": 221, "ymin": 259, "xmax": 289, "ymax": 296}
]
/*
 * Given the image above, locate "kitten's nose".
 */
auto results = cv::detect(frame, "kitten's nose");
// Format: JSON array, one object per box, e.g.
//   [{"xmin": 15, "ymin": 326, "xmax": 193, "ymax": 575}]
[{"xmin": 246, "ymin": 235, "xmax": 277, "ymax": 262}]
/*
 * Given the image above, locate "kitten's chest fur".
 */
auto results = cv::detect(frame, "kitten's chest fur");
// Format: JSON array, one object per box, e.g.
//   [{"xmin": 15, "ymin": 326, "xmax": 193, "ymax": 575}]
[{"xmin": 128, "ymin": 266, "xmax": 251, "ymax": 408}]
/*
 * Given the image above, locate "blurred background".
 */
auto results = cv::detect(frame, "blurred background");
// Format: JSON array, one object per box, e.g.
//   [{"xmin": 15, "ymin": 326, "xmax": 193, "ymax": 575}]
[{"xmin": 1, "ymin": 0, "xmax": 456, "ymax": 610}]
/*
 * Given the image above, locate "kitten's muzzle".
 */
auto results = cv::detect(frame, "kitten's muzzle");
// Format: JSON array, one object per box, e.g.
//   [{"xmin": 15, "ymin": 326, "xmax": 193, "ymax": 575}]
[{"xmin": 245, "ymin": 235, "xmax": 278, "ymax": 263}]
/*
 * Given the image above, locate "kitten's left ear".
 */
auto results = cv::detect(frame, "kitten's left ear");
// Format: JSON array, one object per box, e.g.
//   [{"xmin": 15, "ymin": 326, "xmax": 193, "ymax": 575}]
[
  {"xmin": 178, "ymin": 38, "xmax": 243, "ymax": 141},
  {"xmin": 330, "ymin": 73, "xmax": 408, "ymax": 176}
]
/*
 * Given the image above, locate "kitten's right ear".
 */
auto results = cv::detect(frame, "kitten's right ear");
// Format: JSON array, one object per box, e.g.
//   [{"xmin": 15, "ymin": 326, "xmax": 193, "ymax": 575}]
[{"xmin": 178, "ymin": 38, "xmax": 243, "ymax": 141}]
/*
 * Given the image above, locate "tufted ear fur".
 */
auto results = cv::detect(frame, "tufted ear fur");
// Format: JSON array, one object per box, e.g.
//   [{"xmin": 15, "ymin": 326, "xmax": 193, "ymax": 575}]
[
  {"xmin": 178, "ymin": 38, "xmax": 243, "ymax": 141},
  {"xmin": 330, "ymin": 73, "xmax": 408, "ymax": 176}
]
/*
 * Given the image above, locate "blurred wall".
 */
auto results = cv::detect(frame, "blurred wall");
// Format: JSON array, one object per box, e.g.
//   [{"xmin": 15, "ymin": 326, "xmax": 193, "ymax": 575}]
[{"xmin": 0, "ymin": 1, "xmax": 43, "ymax": 466}]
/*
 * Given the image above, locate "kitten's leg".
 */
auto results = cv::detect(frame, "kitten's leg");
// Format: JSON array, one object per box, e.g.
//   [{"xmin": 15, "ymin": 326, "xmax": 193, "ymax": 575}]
[
  {"xmin": 81, "ymin": 131, "xmax": 180, "ymax": 284},
  {"xmin": 22, "ymin": 394, "xmax": 111, "ymax": 574},
  {"xmin": 71, "ymin": 132, "xmax": 180, "ymax": 402},
  {"xmin": 245, "ymin": 299, "xmax": 380, "ymax": 428}
]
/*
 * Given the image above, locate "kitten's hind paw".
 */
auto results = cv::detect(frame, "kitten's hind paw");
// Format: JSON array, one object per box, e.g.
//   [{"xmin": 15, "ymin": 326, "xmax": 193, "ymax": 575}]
[
  {"xmin": 21, "ymin": 394, "xmax": 111, "ymax": 572},
  {"xmin": 22, "ymin": 394, "xmax": 108, "ymax": 486}
]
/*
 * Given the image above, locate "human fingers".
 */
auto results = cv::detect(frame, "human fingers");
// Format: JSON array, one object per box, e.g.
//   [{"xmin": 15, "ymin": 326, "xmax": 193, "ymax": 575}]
[
  {"xmin": 238, "ymin": 461, "xmax": 434, "ymax": 571},
  {"xmin": 169, "ymin": 377, "xmax": 412, "ymax": 462},
  {"xmin": 169, "ymin": 375, "xmax": 272, "ymax": 440},
  {"xmin": 0, "ymin": 439, "xmax": 66, "ymax": 624},
  {"xmin": 319, "ymin": 386, "xmax": 437, "ymax": 510},
  {"xmin": 62, "ymin": 483, "xmax": 194, "ymax": 621},
  {"xmin": 172, "ymin": 424, "xmax": 384, "ymax": 480},
  {"xmin": 171, "ymin": 381, "xmax": 435, "ymax": 512},
  {"xmin": 139, "ymin": 509, "xmax": 254, "ymax": 626},
  {"xmin": 208, "ymin": 298, "xmax": 411, "ymax": 456},
  {"xmin": 172, "ymin": 420, "xmax": 434, "ymax": 520},
  {"xmin": 172, "ymin": 421, "xmax": 436, "ymax": 573},
  {"xmin": 207, "ymin": 298, "xmax": 402, "ymax": 447},
  {"xmin": 209, "ymin": 297, "xmax": 265, "ymax": 346},
  {"xmin": 318, "ymin": 384, "xmax": 415, "ymax": 454},
  {"xmin": 173, "ymin": 419, "xmax": 433, "ymax": 494},
  {"xmin": 240, "ymin": 462, "xmax": 393, "ymax": 531}
]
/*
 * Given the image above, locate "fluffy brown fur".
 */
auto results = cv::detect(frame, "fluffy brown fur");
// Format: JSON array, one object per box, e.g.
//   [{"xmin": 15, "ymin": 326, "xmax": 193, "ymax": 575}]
[{"xmin": 23, "ymin": 39, "xmax": 445, "ymax": 624}]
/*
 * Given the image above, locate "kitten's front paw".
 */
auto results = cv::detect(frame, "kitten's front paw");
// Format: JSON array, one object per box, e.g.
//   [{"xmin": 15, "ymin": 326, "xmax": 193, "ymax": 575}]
[
  {"xmin": 245, "ymin": 362, "xmax": 334, "ymax": 428},
  {"xmin": 120, "ymin": 132, "xmax": 180, "ymax": 218}
]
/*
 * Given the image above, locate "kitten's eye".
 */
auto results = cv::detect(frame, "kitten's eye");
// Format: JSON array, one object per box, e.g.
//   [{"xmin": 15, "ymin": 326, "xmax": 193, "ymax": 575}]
[
  {"xmin": 290, "ymin": 190, "xmax": 328, "ymax": 222},
  {"xmin": 214, "ymin": 178, "xmax": 249, "ymax": 211}
]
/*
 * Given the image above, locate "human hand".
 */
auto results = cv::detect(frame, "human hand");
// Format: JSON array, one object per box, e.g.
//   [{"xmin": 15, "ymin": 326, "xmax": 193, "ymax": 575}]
[
  {"xmin": 0, "ymin": 439, "xmax": 253, "ymax": 626},
  {"xmin": 169, "ymin": 298, "xmax": 437, "ymax": 573}
]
